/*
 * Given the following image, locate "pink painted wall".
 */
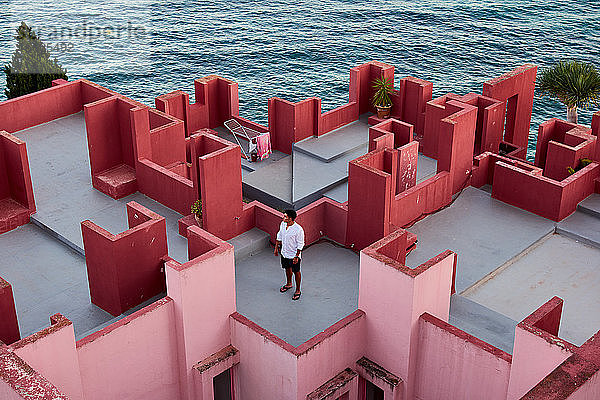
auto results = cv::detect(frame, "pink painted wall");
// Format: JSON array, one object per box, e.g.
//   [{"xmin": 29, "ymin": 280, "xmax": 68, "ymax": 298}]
[
  {"xmin": 0, "ymin": 277, "xmax": 19, "ymax": 344},
  {"xmin": 165, "ymin": 228, "xmax": 236, "ymax": 400},
  {"xmin": 523, "ymin": 330, "xmax": 600, "ymax": 399},
  {"xmin": 507, "ymin": 298, "xmax": 577, "ymax": 400},
  {"xmin": 296, "ymin": 311, "xmax": 366, "ymax": 400},
  {"xmin": 567, "ymin": 370, "xmax": 600, "ymax": 400},
  {"xmin": 415, "ymin": 313, "xmax": 511, "ymax": 400},
  {"xmin": 0, "ymin": 379, "xmax": 27, "ymax": 400},
  {"xmin": 76, "ymin": 297, "xmax": 180, "ymax": 400},
  {"xmin": 507, "ymin": 325, "xmax": 574, "ymax": 399},
  {"xmin": 11, "ymin": 314, "xmax": 84, "ymax": 399},
  {"xmin": 0, "ymin": 345, "xmax": 69, "ymax": 399},
  {"xmin": 358, "ymin": 230, "xmax": 456, "ymax": 399},
  {"xmin": 230, "ymin": 313, "xmax": 298, "ymax": 400}
]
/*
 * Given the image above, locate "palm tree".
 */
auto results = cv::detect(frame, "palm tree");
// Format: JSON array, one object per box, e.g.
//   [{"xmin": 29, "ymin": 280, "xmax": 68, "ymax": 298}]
[{"xmin": 537, "ymin": 61, "xmax": 600, "ymax": 124}]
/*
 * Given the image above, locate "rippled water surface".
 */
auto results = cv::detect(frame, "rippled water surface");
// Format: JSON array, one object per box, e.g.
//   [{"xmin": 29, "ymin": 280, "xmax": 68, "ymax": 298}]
[{"xmin": 1, "ymin": 0, "xmax": 599, "ymax": 158}]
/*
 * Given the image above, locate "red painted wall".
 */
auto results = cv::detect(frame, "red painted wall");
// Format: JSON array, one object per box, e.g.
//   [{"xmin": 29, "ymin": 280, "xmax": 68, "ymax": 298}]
[
  {"xmin": 190, "ymin": 75, "xmax": 239, "ymax": 131},
  {"xmin": 320, "ymin": 102, "xmax": 359, "ymax": 135},
  {"xmin": 149, "ymin": 112, "xmax": 186, "ymax": 168},
  {"xmin": 390, "ymin": 172, "xmax": 452, "ymax": 229},
  {"xmin": 492, "ymin": 161, "xmax": 599, "ymax": 221},
  {"xmin": 136, "ymin": 159, "xmax": 195, "ymax": 216},
  {"xmin": 535, "ymin": 119, "xmax": 596, "ymax": 181},
  {"xmin": 84, "ymin": 97, "xmax": 124, "ymax": 175},
  {"xmin": 422, "ymin": 95, "xmax": 459, "ymax": 158},
  {"xmin": 457, "ymin": 93, "xmax": 506, "ymax": 155},
  {"xmin": 81, "ymin": 202, "xmax": 168, "ymax": 316},
  {"xmin": 0, "ymin": 80, "xmax": 82, "ymax": 133},
  {"xmin": 0, "ymin": 131, "xmax": 36, "ymax": 233},
  {"xmin": 0, "ymin": 277, "xmax": 20, "ymax": 344},
  {"xmin": 190, "ymin": 133, "xmax": 243, "ymax": 240},
  {"xmin": 350, "ymin": 61, "xmax": 394, "ymax": 116},
  {"xmin": 187, "ymin": 226, "xmax": 221, "ymax": 260},
  {"xmin": 593, "ymin": 111, "xmax": 600, "ymax": 138},
  {"xmin": 483, "ymin": 64, "xmax": 537, "ymax": 151},
  {"xmin": 347, "ymin": 150, "xmax": 391, "ymax": 249},
  {"xmin": 80, "ymin": 80, "xmax": 115, "ymax": 104},
  {"xmin": 435, "ymin": 100, "xmax": 478, "ymax": 194},
  {"xmin": 155, "ymin": 90, "xmax": 190, "ymax": 135},
  {"xmin": 0, "ymin": 132, "xmax": 35, "ymax": 211},
  {"xmin": 268, "ymin": 98, "xmax": 296, "ymax": 154},
  {"xmin": 398, "ymin": 77, "xmax": 433, "ymax": 136}
]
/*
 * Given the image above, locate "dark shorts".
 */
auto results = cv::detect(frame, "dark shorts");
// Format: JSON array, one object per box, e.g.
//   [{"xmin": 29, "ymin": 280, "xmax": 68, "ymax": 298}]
[{"xmin": 281, "ymin": 256, "xmax": 301, "ymax": 273}]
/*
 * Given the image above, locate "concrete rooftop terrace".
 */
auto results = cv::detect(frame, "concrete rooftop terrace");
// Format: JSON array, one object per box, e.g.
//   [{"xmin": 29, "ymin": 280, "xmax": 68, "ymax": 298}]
[
  {"xmin": 214, "ymin": 114, "xmax": 437, "ymax": 209},
  {"xmin": 1, "ymin": 109, "xmax": 600, "ymax": 353}
]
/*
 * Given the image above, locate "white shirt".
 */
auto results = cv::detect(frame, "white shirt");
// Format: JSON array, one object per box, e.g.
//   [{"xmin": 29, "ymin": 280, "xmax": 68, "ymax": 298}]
[{"xmin": 276, "ymin": 221, "xmax": 305, "ymax": 259}]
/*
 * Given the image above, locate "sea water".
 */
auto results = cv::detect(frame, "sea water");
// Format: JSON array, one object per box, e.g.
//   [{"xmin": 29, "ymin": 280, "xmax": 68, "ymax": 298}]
[{"xmin": 1, "ymin": 0, "xmax": 599, "ymax": 159}]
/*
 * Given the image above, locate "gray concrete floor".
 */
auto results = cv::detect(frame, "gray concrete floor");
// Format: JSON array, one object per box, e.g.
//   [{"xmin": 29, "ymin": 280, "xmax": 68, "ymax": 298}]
[
  {"xmin": 406, "ymin": 186, "xmax": 555, "ymax": 293},
  {"xmin": 464, "ymin": 234, "xmax": 600, "ymax": 346},
  {"xmin": 7, "ymin": 110, "xmax": 599, "ymax": 356},
  {"xmin": 0, "ymin": 224, "xmax": 114, "ymax": 338},
  {"xmin": 15, "ymin": 112, "xmax": 188, "ymax": 263},
  {"xmin": 449, "ymin": 294, "xmax": 517, "ymax": 354},
  {"xmin": 557, "ymin": 207, "xmax": 600, "ymax": 249},
  {"xmin": 293, "ymin": 116, "xmax": 369, "ymax": 162},
  {"xmin": 0, "ymin": 112, "xmax": 193, "ymax": 340},
  {"xmin": 235, "ymin": 241, "xmax": 359, "ymax": 347},
  {"xmin": 219, "ymin": 114, "xmax": 438, "ymax": 210}
]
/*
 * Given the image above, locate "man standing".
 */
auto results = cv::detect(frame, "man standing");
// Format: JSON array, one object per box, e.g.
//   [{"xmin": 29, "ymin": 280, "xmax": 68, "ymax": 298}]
[{"xmin": 274, "ymin": 209, "xmax": 305, "ymax": 301}]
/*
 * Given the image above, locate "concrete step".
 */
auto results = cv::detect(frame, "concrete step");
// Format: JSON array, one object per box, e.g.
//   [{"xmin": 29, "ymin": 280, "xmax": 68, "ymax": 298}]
[
  {"xmin": 293, "ymin": 140, "xmax": 366, "ymax": 163},
  {"xmin": 556, "ymin": 210, "xmax": 600, "ymax": 249},
  {"xmin": 323, "ymin": 182, "xmax": 348, "ymax": 204},
  {"xmin": 30, "ymin": 214, "xmax": 85, "ymax": 256},
  {"xmin": 577, "ymin": 194, "xmax": 600, "ymax": 219},
  {"xmin": 292, "ymin": 118, "xmax": 370, "ymax": 163},
  {"xmin": 227, "ymin": 227, "xmax": 271, "ymax": 262},
  {"xmin": 449, "ymin": 294, "xmax": 517, "ymax": 355}
]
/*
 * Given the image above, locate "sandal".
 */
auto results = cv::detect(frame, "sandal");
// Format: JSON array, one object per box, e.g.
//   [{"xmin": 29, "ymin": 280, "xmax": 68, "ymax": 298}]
[
  {"xmin": 292, "ymin": 292, "xmax": 301, "ymax": 300},
  {"xmin": 280, "ymin": 285, "xmax": 293, "ymax": 293}
]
